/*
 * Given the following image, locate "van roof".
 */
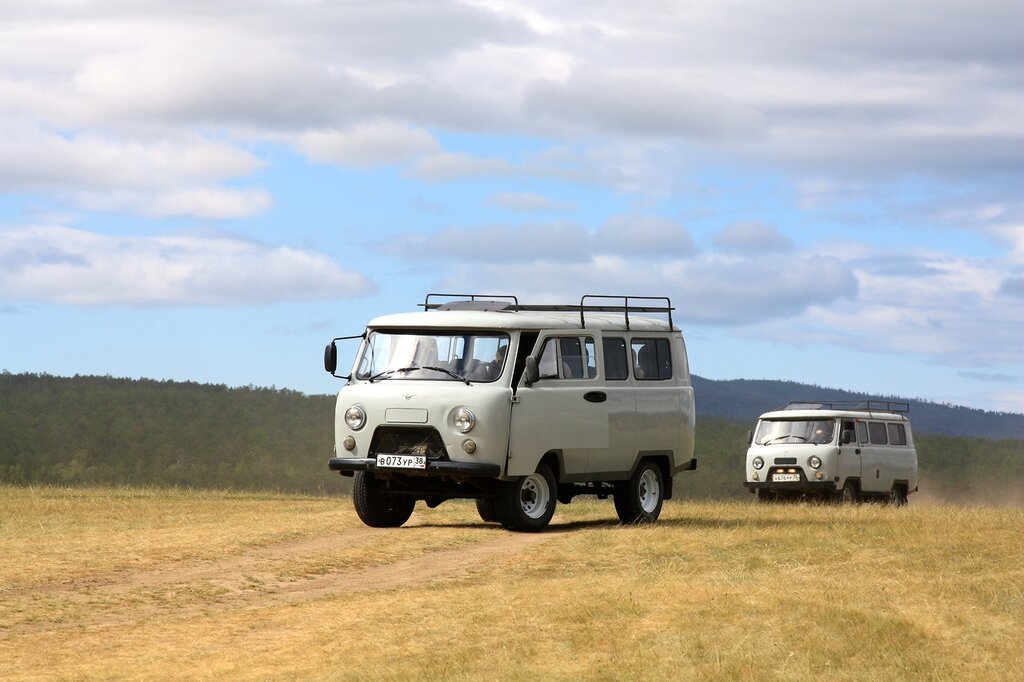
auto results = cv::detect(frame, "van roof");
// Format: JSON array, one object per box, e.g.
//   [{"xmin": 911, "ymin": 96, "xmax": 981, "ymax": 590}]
[
  {"xmin": 758, "ymin": 409, "xmax": 911, "ymax": 422},
  {"xmin": 367, "ymin": 309, "xmax": 678, "ymax": 333},
  {"xmin": 367, "ymin": 293, "xmax": 680, "ymax": 333}
]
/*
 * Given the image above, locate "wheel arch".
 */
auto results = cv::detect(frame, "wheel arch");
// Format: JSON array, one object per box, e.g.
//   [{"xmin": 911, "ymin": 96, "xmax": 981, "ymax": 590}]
[
  {"xmin": 541, "ymin": 450, "xmax": 562, "ymax": 485},
  {"xmin": 637, "ymin": 453, "xmax": 673, "ymax": 500}
]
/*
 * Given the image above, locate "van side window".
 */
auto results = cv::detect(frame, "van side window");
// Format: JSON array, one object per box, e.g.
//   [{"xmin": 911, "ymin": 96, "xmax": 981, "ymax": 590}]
[
  {"xmin": 584, "ymin": 338, "xmax": 597, "ymax": 378},
  {"xmin": 537, "ymin": 336, "xmax": 596, "ymax": 380},
  {"xmin": 868, "ymin": 422, "xmax": 888, "ymax": 445},
  {"xmin": 511, "ymin": 331, "xmax": 539, "ymax": 389},
  {"xmin": 603, "ymin": 337, "xmax": 629, "ymax": 380},
  {"xmin": 632, "ymin": 338, "xmax": 672, "ymax": 380},
  {"xmin": 857, "ymin": 421, "xmax": 869, "ymax": 444},
  {"xmin": 887, "ymin": 423, "xmax": 907, "ymax": 446}
]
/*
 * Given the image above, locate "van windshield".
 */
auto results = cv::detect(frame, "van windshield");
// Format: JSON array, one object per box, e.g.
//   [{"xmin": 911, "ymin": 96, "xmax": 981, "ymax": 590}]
[
  {"xmin": 356, "ymin": 330, "xmax": 510, "ymax": 383},
  {"xmin": 755, "ymin": 419, "xmax": 836, "ymax": 445}
]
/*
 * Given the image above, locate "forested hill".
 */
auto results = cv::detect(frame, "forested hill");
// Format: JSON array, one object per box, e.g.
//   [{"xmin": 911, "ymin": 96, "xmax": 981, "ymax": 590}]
[
  {"xmin": 1, "ymin": 372, "xmax": 1021, "ymax": 499},
  {"xmin": 0, "ymin": 372, "xmax": 339, "ymax": 493},
  {"xmin": 692, "ymin": 376, "xmax": 1023, "ymax": 439}
]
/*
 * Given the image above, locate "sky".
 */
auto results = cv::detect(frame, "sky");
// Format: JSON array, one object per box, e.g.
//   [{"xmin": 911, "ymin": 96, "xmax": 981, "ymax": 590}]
[{"xmin": 0, "ymin": 1, "xmax": 1022, "ymax": 413}]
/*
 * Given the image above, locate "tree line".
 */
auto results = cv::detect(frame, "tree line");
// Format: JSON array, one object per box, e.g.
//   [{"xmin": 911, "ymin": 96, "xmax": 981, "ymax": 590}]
[{"xmin": 1, "ymin": 372, "xmax": 1020, "ymax": 502}]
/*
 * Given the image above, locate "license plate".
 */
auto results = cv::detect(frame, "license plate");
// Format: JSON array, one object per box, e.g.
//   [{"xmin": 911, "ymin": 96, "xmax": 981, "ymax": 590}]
[
  {"xmin": 773, "ymin": 473, "xmax": 800, "ymax": 482},
  {"xmin": 376, "ymin": 454, "xmax": 426, "ymax": 470}
]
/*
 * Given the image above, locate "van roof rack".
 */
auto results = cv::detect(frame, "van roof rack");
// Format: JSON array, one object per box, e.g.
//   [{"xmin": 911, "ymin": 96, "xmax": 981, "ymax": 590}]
[
  {"xmin": 420, "ymin": 293, "xmax": 674, "ymax": 331},
  {"xmin": 779, "ymin": 400, "xmax": 910, "ymax": 414}
]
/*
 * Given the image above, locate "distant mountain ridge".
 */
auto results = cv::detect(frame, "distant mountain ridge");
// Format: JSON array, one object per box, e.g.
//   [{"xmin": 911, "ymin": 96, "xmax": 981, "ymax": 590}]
[{"xmin": 692, "ymin": 375, "xmax": 1023, "ymax": 440}]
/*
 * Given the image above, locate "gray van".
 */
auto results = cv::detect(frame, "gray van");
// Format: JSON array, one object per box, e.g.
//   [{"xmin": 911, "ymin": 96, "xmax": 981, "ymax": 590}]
[
  {"xmin": 743, "ymin": 401, "xmax": 918, "ymax": 504},
  {"xmin": 324, "ymin": 294, "xmax": 697, "ymax": 531}
]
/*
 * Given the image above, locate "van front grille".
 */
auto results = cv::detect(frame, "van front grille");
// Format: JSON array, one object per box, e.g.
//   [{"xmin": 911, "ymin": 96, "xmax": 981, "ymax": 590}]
[{"xmin": 369, "ymin": 427, "xmax": 449, "ymax": 460}]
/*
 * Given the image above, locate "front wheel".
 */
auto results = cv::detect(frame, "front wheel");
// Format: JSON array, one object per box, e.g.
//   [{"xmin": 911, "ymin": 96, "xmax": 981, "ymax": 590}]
[
  {"xmin": 352, "ymin": 472, "xmax": 415, "ymax": 528},
  {"xmin": 614, "ymin": 461, "xmax": 665, "ymax": 523},
  {"xmin": 495, "ymin": 462, "xmax": 557, "ymax": 532},
  {"xmin": 475, "ymin": 497, "xmax": 499, "ymax": 523},
  {"xmin": 841, "ymin": 480, "xmax": 860, "ymax": 505}
]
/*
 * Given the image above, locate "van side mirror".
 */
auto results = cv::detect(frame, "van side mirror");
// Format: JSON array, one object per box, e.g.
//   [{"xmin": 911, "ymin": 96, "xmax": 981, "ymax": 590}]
[
  {"xmin": 746, "ymin": 429, "xmax": 753, "ymax": 445},
  {"xmin": 841, "ymin": 429, "xmax": 855, "ymax": 445},
  {"xmin": 524, "ymin": 356, "xmax": 539, "ymax": 386},
  {"xmin": 324, "ymin": 342, "xmax": 337, "ymax": 374}
]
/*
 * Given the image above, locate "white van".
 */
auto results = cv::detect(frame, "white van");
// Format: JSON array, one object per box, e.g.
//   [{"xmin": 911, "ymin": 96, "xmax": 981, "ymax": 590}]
[
  {"xmin": 742, "ymin": 401, "xmax": 918, "ymax": 504},
  {"xmin": 324, "ymin": 294, "xmax": 697, "ymax": 531}
]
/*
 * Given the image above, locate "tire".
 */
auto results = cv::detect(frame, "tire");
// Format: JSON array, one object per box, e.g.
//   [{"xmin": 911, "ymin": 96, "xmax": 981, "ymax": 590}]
[
  {"xmin": 756, "ymin": 488, "xmax": 776, "ymax": 503},
  {"xmin": 495, "ymin": 462, "xmax": 557, "ymax": 532},
  {"xmin": 475, "ymin": 497, "xmax": 499, "ymax": 523},
  {"xmin": 352, "ymin": 471, "xmax": 415, "ymax": 528},
  {"xmin": 614, "ymin": 460, "xmax": 665, "ymax": 524},
  {"xmin": 841, "ymin": 480, "xmax": 860, "ymax": 505},
  {"xmin": 887, "ymin": 485, "xmax": 908, "ymax": 507}
]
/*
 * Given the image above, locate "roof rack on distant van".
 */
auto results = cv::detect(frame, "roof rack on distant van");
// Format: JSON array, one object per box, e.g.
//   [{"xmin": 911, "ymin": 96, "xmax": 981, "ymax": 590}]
[
  {"xmin": 420, "ymin": 293, "xmax": 675, "ymax": 331},
  {"xmin": 779, "ymin": 400, "xmax": 910, "ymax": 414}
]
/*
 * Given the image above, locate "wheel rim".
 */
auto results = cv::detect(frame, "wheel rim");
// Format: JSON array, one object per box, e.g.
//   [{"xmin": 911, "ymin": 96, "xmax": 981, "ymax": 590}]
[
  {"xmin": 520, "ymin": 473, "xmax": 550, "ymax": 519},
  {"xmin": 638, "ymin": 468, "xmax": 660, "ymax": 513}
]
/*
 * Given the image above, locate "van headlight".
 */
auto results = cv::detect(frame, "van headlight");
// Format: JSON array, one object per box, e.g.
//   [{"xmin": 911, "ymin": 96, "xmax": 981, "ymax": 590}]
[
  {"xmin": 809, "ymin": 455, "xmax": 822, "ymax": 469},
  {"xmin": 453, "ymin": 407, "xmax": 476, "ymax": 433},
  {"xmin": 752, "ymin": 456, "xmax": 765, "ymax": 471},
  {"xmin": 344, "ymin": 405, "xmax": 366, "ymax": 431}
]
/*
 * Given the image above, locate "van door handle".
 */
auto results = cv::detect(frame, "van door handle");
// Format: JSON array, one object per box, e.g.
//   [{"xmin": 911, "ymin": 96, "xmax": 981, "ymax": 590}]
[{"xmin": 584, "ymin": 391, "xmax": 607, "ymax": 403}]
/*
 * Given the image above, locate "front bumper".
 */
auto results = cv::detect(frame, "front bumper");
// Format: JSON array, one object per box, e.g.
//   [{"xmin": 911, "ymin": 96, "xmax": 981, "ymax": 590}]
[
  {"xmin": 743, "ymin": 480, "xmax": 837, "ymax": 493},
  {"xmin": 329, "ymin": 456, "xmax": 501, "ymax": 478}
]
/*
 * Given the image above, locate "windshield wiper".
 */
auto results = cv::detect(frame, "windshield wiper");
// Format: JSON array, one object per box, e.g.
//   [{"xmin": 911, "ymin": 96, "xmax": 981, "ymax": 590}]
[
  {"xmin": 368, "ymin": 366, "xmax": 470, "ymax": 385},
  {"xmin": 764, "ymin": 434, "xmax": 807, "ymax": 444},
  {"xmin": 419, "ymin": 365, "xmax": 471, "ymax": 385},
  {"xmin": 368, "ymin": 366, "xmax": 416, "ymax": 382}
]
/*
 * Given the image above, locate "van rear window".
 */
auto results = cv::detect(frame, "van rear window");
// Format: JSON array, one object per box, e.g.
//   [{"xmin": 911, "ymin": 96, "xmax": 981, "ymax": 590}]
[
  {"xmin": 632, "ymin": 338, "xmax": 672, "ymax": 380},
  {"xmin": 868, "ymin": 422, "xmax": 888, "ymax": 445},
  {"xmin": 887, "ymin": 423, "xmax": 907, "ymax": 446}
]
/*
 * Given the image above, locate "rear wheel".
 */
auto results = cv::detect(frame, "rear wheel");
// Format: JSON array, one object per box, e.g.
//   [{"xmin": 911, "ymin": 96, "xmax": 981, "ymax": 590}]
[
  {"xmin": 495, "ymin": 462, "xmax": 557, "ymax": 532},
  {"xmin": 614, "ymin": 461, "xmax": 665, "ymax": 523},
  {"xmin": 887, "ymin": 485, "xmax": 908, "ymax": 507},
  {"xmin": 352, "ymin": 472, "xmax": 415, "ymax": 528}
]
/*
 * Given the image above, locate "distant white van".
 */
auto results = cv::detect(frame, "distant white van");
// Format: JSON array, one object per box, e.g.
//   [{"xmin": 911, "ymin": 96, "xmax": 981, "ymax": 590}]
[
  {"xmin": 324, "ymin": 294, "xmax": 697, "ymax": 531},
  {"xmin": 743, "ymin": 401, "xmax": 918, "ymax": 504}
]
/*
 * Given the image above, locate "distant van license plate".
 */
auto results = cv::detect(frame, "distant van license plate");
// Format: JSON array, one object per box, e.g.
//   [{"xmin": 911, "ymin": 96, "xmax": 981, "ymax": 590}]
[
  {"xmin": 773, "ymin": 473, "xmax": 800, "ymax": 482},
  {"xmin": 376, "ymin": 455, "xmax": 426, "ymax": 469}
]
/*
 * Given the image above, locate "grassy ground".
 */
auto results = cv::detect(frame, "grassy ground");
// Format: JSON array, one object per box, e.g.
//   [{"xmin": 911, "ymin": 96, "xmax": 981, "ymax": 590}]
[{"xmin": 1, "ymin": 485, "xmax": 1021, "ymax": 680}]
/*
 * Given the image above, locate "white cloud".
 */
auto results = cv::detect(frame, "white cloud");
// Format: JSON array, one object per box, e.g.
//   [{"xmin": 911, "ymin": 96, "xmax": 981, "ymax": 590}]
[
  {"xmin": 408, "ymin": 152, "xmax": 514, "ymax": 182},
  {"xmin": 0, "ymin": 124, "xmax": 262, "ymax": 193},
  {"xmin": 594, "ymin": 216, "xmax": 695, "ymax": 257},
  {"xmin": 0, "ymin": 226, "xmax": 374, "ymax": 306},
  {"xmin": 296, "ymin": 121, "xmax": 440, "ymax": 168},
  {"xmin": 524, "ymin": 66, "xmax": 766, "ymax": 142},
  {"xmin": 387, "ymin": 217, "xmax": 854, "ymax": 324},
  {"xmin": 74, "ymin": 188, "xmax": 273, "ymax": 219},
  {"xmin": 487, "ymin": 192, "xmax": 574, "ymax": 212},
  {"xmin": 388, "ymin": 216, "xmax": 696, "ymax": 262},
  {"xmin": 712, "ymin": 221, "xmax": 793, "ymax": 254},
  {"xmin": 751, "ymin": 245, "xmax": 1024, "ymax": 367},
  {"xmin": 1, "ymin": 0, "xmax": 1019, "ymax": 208},
  {"xmin": 432, "ymin": 253, "xmax": 856, "ymax": 325}
]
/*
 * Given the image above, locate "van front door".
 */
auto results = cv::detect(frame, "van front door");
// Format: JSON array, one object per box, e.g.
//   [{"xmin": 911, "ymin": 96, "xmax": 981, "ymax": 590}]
[
  {"xmin": 506, "ymin": 332, "xmax": 609, "ymax": 477},
  {"xmin": 838, "ymin": 419, "xmax": 865, "ymax": 488}
]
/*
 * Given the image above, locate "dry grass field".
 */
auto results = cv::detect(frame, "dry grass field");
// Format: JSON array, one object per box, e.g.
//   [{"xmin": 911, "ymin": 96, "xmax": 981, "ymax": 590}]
[{"xmin": 1, "ymin": 485, "xmax": 1021, "ymax": 681}]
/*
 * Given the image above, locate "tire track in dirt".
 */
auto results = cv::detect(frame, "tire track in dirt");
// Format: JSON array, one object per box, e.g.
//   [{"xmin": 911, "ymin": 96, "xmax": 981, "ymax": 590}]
[{"xmin": 2, "ymin": 526, "xmax": 554, "ymax": 636}]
